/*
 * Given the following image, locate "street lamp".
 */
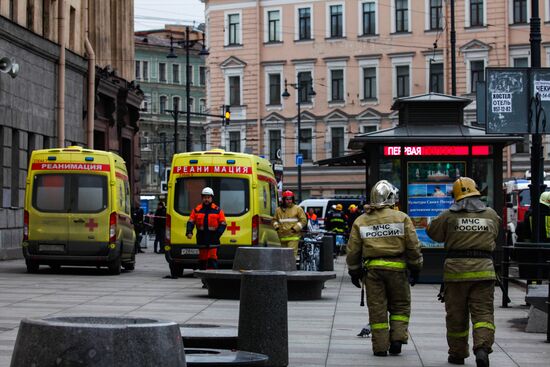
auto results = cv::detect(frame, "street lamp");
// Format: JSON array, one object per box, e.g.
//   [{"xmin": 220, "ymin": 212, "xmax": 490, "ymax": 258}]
[
  {"xmin": 282, "ymin": 78, "xmax": 316, "ymax": 203},
  {"xmin": 167, "ymin": 26, "xmax": 209, "ymax": 153}
]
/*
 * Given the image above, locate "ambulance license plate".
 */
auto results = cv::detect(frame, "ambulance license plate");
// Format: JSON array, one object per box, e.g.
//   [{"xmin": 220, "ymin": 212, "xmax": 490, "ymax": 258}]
[
  {"xmin": 180, "ymin": 248, "xmax": 199, "ymax": 255},
  {"xmin": 39, "ymin": 244, "xmax": 65, "ymax": 252}
]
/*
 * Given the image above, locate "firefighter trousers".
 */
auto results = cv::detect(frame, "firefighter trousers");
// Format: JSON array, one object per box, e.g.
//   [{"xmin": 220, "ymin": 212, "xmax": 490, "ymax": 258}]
[
  {"xmin": 444, "ymin": 280, "xmax": 495, "ymax": 359},
  {"xmin": 281, "ymin": 240, "xmax": 299, "ymax": 258},
  {"xmin": 365, "ymin": 269, "xmax": 411, "ymax": 353}
]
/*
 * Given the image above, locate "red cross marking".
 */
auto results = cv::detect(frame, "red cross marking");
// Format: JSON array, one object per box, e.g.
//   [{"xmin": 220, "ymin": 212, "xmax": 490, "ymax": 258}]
[
  {"xmin": 85, "ymin": 218, "xmax": 99, "ymax": 232},
  {"xmin": 227, "ymin": 221, "xmax": 241, "ymax": 235}
]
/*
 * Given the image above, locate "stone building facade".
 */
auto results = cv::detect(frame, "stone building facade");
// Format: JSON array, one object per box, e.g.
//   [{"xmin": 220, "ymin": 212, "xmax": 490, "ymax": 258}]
[
  {"xmin": 202, "ymin": 0, "xmax": 550, "ymax": 198},
  {"xmin": 0, "ymin": 0, "xmax": 140, "ymax": 259}
]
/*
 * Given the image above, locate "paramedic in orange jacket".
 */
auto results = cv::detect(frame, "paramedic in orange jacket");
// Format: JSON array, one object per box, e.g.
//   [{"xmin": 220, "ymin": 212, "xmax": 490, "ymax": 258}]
[{"xmin": 186, "ymin": 187, "xmax": 227, "ymax": 270}]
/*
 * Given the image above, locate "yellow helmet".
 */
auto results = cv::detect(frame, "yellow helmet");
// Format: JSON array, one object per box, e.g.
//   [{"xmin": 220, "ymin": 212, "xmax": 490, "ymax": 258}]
[
  {"xmin": 452, "ymin": 177, "xmax": 480, "ymax": 202},
  {"xmin": 335, "ymin": 204, "xmax": 343, "ymax": 211},
  {"xmin": 348, "ymin": 204, "xmax": 357, "ymax": 211},
  {"xmin": 540, "ymin": 192, "xmax": 550, "ymax": 207}
]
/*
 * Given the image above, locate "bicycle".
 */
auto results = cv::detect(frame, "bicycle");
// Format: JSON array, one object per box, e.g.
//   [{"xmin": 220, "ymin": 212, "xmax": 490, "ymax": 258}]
[{"xmin": 299, "ymin": 232, "xmax": 322, "ymax": 271}]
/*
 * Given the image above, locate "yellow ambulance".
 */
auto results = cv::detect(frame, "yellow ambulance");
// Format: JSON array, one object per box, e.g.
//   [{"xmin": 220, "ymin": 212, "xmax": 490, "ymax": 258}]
[
  {"xmin": 22, "ymin": 147, "xmax": 135, "ymax": 275},
  {"xmin": 165, "ymin": 149, "xmax": 280, "ymax": 276}
]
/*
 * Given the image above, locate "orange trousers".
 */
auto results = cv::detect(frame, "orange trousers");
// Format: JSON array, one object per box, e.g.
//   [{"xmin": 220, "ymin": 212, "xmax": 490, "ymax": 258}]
[{"xmin": 198, "ymin": 248, "xmax": 218, "ymax": 270}]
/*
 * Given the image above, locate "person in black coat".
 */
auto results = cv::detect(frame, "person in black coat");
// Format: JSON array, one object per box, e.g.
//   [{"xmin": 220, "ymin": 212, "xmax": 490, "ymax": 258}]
[
  {"xmin": 132, "ymin": 207, "xmax": 145, "ymax": 253},
  {"xmin": 154, "ymin": 202, "xmax": 167, "ymax": 253}
]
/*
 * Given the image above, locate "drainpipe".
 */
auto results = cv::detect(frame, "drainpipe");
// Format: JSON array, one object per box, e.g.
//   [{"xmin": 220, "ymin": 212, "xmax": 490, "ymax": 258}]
[
  {"xmin": 256, "ymin": 0, "xmax": 262, "ymax": 155},
  {"xmin": 504, "ymin": 0, "xmax": 512, "ymax": 178},
  {"xmin": 57, "ymin": 0, "xmax": 66, "ymax": 147},
  {"xmin": 84, "ymin": 0, "xmax": 95, "ymax": 148}
]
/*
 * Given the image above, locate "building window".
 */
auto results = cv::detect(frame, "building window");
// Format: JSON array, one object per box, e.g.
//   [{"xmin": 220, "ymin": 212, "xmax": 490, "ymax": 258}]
[
  {"xmin": 298, "ymin": 8, "xmax": 311, "ymax": 40},
  {"xmin": 229, "ymin": 76, "xmax": 241, "ymax": 106},
  {"xmin": 396, "ymin": 65, "xmax": 410, "ymax": 97},
  {"xmin": 159, "ymin": 63, "xmax": 166, "ymax": 82},
  {"xmin": 429, "ymin": 63, "xmax": 444, "ymax": 93},
  {"xmin": 300, "ymin": 128, "xmax": 312, "ymax": 161},
  {"xmin": 362, "ymin": 125, "xmax": 377, "ymax": 133},
  {"xmin": 362, "ymin": 2, "xmax": 376, "ymax": 36},
  {"xmin": 229, "ymin": 131, "xmax": 241, "ymax": 152},
  {"xmin": 199, "ymin": 66, "xmax": 206, "ymax": 85},
  {"xmin": 331, "ymin": 69, "xmax": 344, "ymax": 101},
  {"xmin": 513, "ymin": 0, "xmax": 527, "ymax": 24},
  {"xmin": 268, "ymin": 73, "xmax": 281, "ymax": 105},
  {"xmin": 395, "ymin": 0, "xmax": 409, "ymax": 32},
  {"xmin": 298, "ymin": 71, "xmax": 313, "ymax": 103},
  {"xmin": 330, "ymin": 5, "xmax": 343, "ymax": 38},
  {"xmin": 268, "ymin": 10, "xmax": 281, "ymax": 42},
  {"xmin": 470, "ymin": 0, "xmax": 484, "ymax": 27},
  {"xmin": 141, "ymin": 132, "xmax": 150, "ymax": 151},
  {"xmin": 186, "ymin": 65, "xmax": 193, "ymax": 85},
  {"xmin": 141, "ymin": 94, "xmax": 150, "ymax": 112},
  {"xmin": 69, "ymin": 6, "xmax": 76, "ymax": 49},
  {"xmin": 331, "ymin": 127, "xmax": 345, "ymax": 158},
  {"xmin": 269, "ymin": 130, "xmax": 281, "ymax": 161},
  {"xmin": 160, "ymin": 96, "xmax": 167, "ymax": 114},
  {"xmin": 135, "ymin": 61, "xmax": 141, "ymax": 80},
  {"xmin": 516, "ymin": 136, "xmax": 530, "ymax": 153},
  {"xmin": 470, "ymin": 60, "xmax": 484, "ymax": 93},
  {"xmin": 430, "ymin": 0, "xmax": 443, "ymax": 30},
  {"xmin": 142, "ymin": 61, "xmax": 149, "ymax": 80},
  {"xmin": 363, "ymin": 67, "xmax": 377, "ymax": 100},
  {"xmin": 199, "ymin": 99, "xmax": 206, "ymax": 113},
  {"xmin": 228, "ymin": 13, "xmax": 241, "ymax": 45},
  {"xmin": 173, "ymin": 96, "xmax": 180, "ymax": 111},
  {"xmin": 173, "ymin": 64, "xmax": 180, "ymax": 84},
  {"xmin": 513, "ymin": 57, "xmax": 529, "ymax": 67}
]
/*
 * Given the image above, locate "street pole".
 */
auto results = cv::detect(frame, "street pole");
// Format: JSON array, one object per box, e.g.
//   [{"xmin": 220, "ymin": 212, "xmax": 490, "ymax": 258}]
[
  {"xmin": 529, "ymin": 0, "xmax": 545, "ymax": 243},
  {"xmin": 185, "ymin": 26, "xmax": 192, "ymax": 152},
  {"xmin": 450, "ymin": 0, "xmax": 456, "ymax": 95},
  {"xmin": 172, "ymin": 103, "xmax": 179, "ymax": 155},
  {"xmin": 297, "ymin": 88, "xmax": 302, "ymax": 203}
]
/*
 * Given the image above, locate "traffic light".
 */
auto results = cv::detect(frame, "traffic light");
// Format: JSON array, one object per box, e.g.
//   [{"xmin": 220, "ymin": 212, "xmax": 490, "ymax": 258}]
[{"xmin": 224, "ymin": 105, "xmax": 231, "ymax": 125}]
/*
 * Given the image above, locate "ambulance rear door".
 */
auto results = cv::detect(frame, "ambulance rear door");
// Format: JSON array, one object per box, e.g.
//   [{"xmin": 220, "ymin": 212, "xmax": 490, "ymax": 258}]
[{"xmin": 66, "ymin": 154, "xmax": 111, "ymax": 249}]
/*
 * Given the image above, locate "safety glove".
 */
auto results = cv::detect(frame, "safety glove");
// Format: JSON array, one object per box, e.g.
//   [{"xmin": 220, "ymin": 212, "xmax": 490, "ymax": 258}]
[
  {"xmin": 348, "ymin": 268, "xmax": 363, "ymax": 288},
  {"xmin": 407, "ymin": 267, "xmax": 420, "ymax": 286}
]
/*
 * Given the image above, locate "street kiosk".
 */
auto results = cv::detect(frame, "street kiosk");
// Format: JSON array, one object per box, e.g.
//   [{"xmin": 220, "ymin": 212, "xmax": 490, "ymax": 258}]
[{"xmin": 318, "ymin": 93, "xmax": 521, "ymax": 283}]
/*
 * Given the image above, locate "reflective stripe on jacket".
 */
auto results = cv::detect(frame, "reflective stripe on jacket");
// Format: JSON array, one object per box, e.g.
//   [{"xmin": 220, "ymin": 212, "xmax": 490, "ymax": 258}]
[{"xmin": 273, "ymin": 203, "xmax": 307, "ymax": 241}]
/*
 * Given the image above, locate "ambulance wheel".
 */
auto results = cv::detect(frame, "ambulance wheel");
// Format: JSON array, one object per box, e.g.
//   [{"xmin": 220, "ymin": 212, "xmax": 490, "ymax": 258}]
[
  {"xmin": 108, "ymin": 257, "xmax": 121, "ymax": 275},
  {"xmin": 169, "ymin": 263, "xmax": 184, "ymax": 278},
  {"xmin": 26, "ymin": 261, "xmax": 39, "ymax": 273}
]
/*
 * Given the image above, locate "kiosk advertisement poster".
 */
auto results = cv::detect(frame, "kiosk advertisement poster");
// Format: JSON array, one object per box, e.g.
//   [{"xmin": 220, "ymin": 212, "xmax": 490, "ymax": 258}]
[{"xmin": 407, "ymin": 162, "xmax": 466, "ymax": 248}]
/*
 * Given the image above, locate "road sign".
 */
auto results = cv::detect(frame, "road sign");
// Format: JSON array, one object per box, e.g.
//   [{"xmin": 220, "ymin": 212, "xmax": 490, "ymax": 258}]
[
  {"xmin": 485, "ymin": 68, "xmax": 529, "ymax": 134},
  {"xmin": 295, "ymin": 154, "xmax": 303, "ymax": 166}
]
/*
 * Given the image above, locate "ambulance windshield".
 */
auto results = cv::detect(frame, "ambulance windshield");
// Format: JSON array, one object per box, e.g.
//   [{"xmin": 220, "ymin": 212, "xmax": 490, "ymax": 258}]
[{"xmin": 174, "ymin": 177, "xmax": 249, "ymax": 216}]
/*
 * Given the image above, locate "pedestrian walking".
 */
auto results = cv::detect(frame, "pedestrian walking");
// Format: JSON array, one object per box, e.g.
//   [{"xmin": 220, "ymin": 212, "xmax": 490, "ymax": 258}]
[
  {"xmin": 427, "ymin": 177, "xmax": 501, "ymax": 367},
  {"xmin": 346, "ymin": 180, "xmax": 423, "ymax": 357},
  {"xmin": 186, "ymin": 187, "xmax": 227, "ymax": 270},
  {"xmin": 132, "ymin": 206, "xmax": 144, "ymax": 254},
  {"xmin": 153, "ymin": 201, "xmax": 167, "ymax": 254},
  {"xmin": 273, "ymin": 190, "xmax": 307, "ymax": 258}
]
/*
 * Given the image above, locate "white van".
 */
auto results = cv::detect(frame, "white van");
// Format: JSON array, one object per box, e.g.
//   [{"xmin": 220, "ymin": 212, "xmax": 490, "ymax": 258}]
[{"xmin": 299, "ymin": 197, "xmax": 365, "ymax": 228}]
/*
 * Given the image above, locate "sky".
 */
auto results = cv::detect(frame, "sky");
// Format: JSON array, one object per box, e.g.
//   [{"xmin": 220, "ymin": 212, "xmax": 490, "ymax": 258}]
[{"xmin": 134, "ymin": 0, "xmax": 206, "ymax": 31}]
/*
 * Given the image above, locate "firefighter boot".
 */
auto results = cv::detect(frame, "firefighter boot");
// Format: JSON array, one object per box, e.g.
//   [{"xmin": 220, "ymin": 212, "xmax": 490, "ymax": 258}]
[
  {"xmin": 373, "ymin": 351, "xmax": 387, "ymax": 357},
  {"xmin": 389, "ymin": 341, "xmax": 402, "ymax": 355},
  {"xmin": 448, "ymin": 356, "xmax": 465, "ymax": 365},
  {"xmin": 475, "ymin": 348, "xmax": 489, "ymax": 367}
]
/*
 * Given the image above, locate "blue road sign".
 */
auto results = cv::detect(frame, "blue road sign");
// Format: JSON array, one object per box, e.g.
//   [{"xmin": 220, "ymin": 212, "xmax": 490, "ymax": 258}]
[{"xmin": 295, "ymin": 154, "xmax": 303, "ymax": 166}]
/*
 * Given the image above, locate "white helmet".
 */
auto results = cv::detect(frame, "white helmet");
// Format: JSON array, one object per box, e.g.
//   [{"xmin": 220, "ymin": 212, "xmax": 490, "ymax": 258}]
[
  {"xmin": 370, "ymin": 180, "xmax": 398, "ymax": 208},
  {"xmin": 201, "ymin": 187, "xmax": 214, "ymax": 196}
]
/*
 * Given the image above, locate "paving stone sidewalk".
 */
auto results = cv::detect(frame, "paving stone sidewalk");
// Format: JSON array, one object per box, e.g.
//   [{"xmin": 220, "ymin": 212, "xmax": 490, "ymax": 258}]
[{"xmin": 0, "ymin": 252, "xmax": 548, "ymax": 366}]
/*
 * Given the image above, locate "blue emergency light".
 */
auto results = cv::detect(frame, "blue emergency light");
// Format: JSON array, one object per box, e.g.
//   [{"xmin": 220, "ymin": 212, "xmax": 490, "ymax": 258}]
[
  {"xmin": 226, "ymin": 160, "xmax": 236, "ymax": 164},
  {"xmin": 85, "ymin": 157, "xmax": 94, "ymax": 162}
]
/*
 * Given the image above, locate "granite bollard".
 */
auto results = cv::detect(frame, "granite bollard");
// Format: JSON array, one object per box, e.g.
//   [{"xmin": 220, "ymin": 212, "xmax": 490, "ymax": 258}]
[
  {"xmin": 320, "ymin": 235, "xmax": 335, "ymax": 271},
  {"xmin": 10, "ymin": 316, "xmax": 186, "ymax": 367},
  {"xmin": 238, "ymin": 271, "xmax": 288, "ymax": 367}
]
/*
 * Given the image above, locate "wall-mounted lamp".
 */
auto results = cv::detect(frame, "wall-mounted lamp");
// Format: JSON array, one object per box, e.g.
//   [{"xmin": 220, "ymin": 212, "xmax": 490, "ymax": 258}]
[{"xmin": 0, "ymin": 57, "xmax": 19, "ymax": 78}]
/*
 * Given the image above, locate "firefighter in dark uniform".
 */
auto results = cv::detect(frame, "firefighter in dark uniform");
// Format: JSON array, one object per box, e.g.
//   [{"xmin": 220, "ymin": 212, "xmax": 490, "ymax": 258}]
[
  {"xmin": 427, "ymin": 177, "xmax": 501, "ymax": 367},
  {"xmin": 346, "ymin": 180, "xmax": 423, "ymax": 357},
  {"xmin": 186, "ymin": 187, "xmax": 227, "ymax": 270}
]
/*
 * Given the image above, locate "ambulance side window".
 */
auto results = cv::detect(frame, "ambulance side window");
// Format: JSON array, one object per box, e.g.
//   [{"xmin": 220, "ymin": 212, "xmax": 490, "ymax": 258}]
[
  {"xmin": 116, "ymin": 179, "xmax": 125, "ymax": 213},
  {"xmin": 124, "ymin": 181, "xmax": 131, "ymax": 215},
  {"xmin": 269, "ymin": 183, "xmax": 277, "ymax": 216},
  {"xmin": 258, "ymin": 180, "xmax": 270, "ymax": 216}
]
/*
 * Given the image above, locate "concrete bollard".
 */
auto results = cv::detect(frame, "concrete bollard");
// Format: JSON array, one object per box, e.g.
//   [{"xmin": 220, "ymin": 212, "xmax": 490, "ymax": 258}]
[
  {"xmin": 10, "ymin": 316, "xmax": 186, "ymax": 367},
  {"xmin": 238, "ymin": 271, "xmax": 288, "ymax": 367},
  {"xmin": 320, "ymin": 235, "xmax": 335, "ymax": 271}
]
